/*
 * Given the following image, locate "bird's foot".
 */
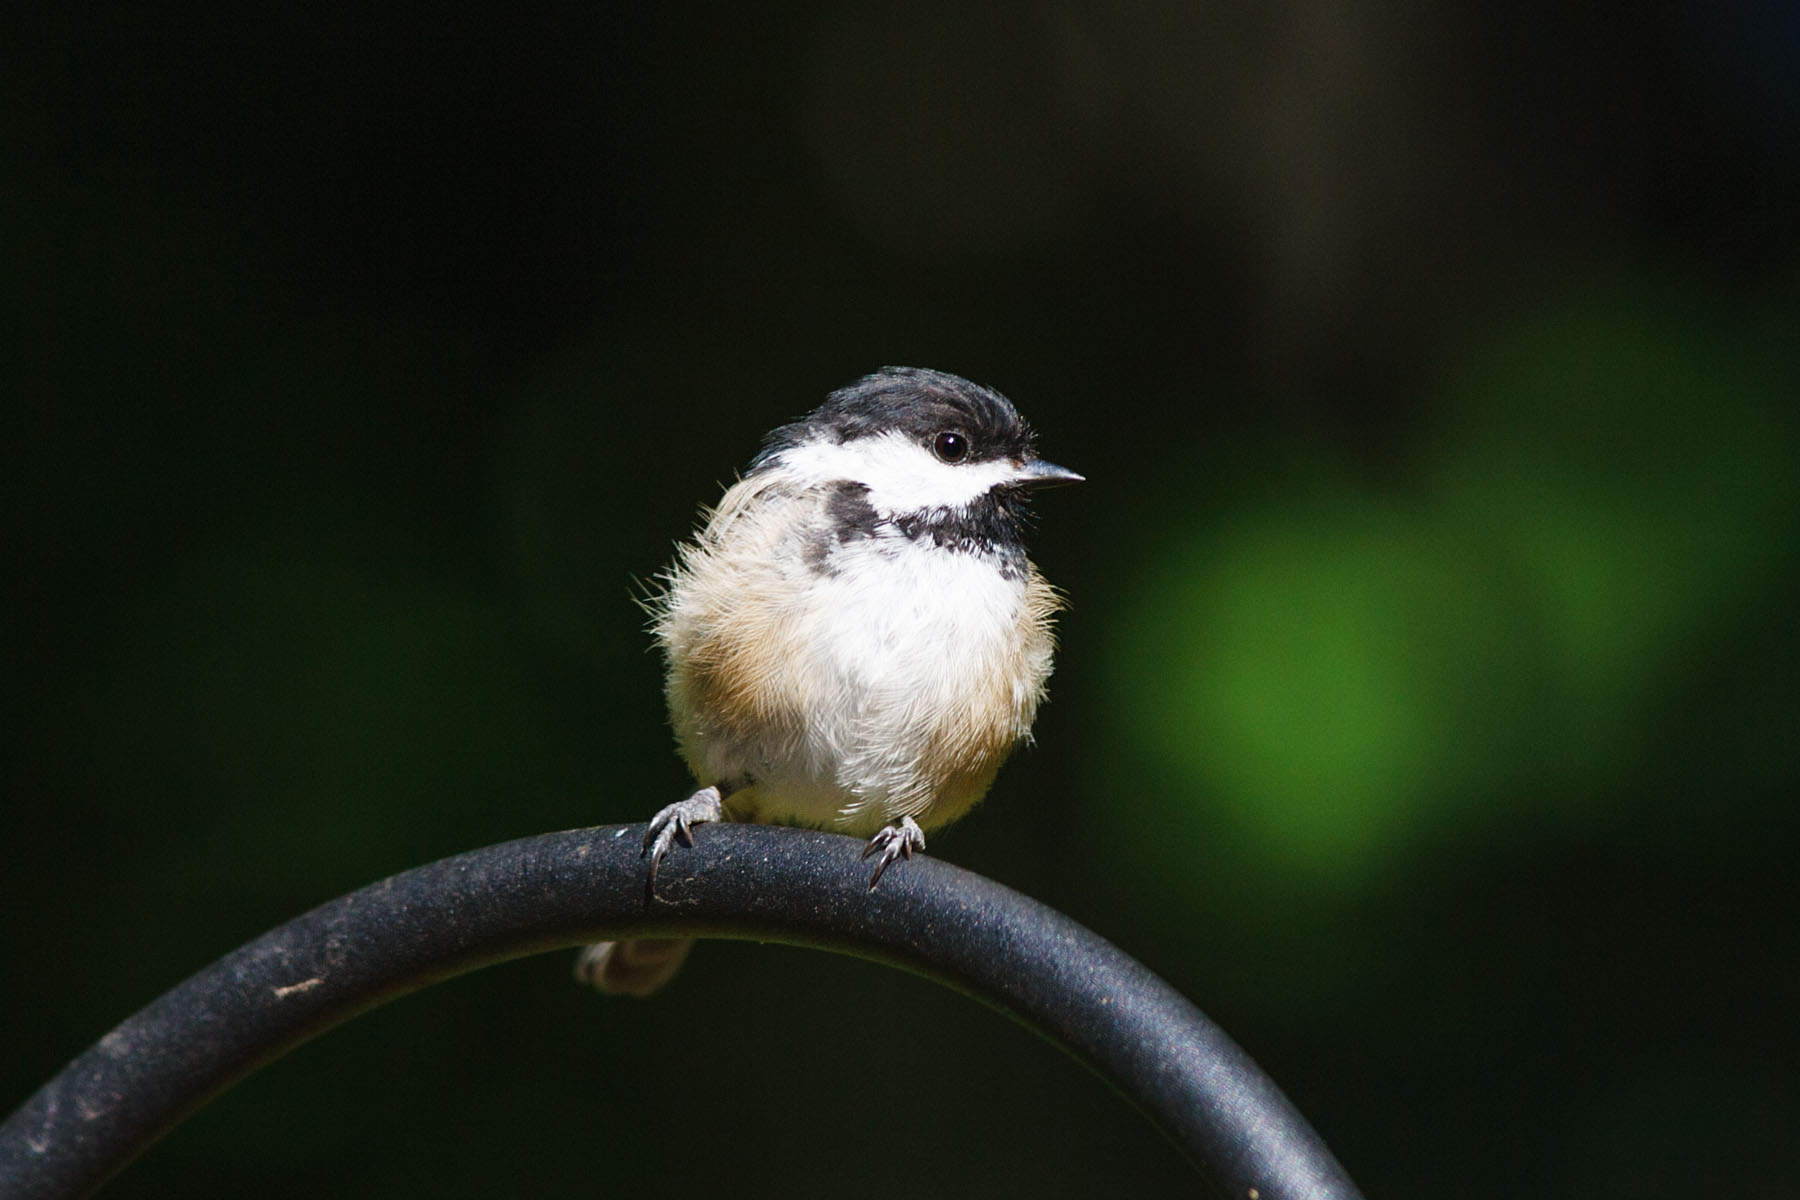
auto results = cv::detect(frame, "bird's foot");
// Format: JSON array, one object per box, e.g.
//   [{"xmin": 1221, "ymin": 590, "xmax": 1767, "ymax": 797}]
[
  {"xmin": 642, "ymin": 785, "xmax": 726, "ymax": 883},
  {"xmin": 861, "ymin": 816, "xmax": 926, "ymax": 890}
]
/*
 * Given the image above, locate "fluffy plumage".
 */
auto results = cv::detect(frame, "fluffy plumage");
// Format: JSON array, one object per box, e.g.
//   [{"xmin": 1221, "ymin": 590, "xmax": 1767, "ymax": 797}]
[
  {"xmin": 656, "ymin": 469, "xmax": 1062, "ymax": 834},
  {"xmin": 578, "ymin": 367, "xmax": 1078, "ymax": 995}
]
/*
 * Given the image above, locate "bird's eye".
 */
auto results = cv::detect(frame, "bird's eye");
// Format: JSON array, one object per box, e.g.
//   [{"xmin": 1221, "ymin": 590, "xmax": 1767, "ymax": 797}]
[{"xmin": 933, "ymin": 431, "xmax": 969, "ymax": 463}]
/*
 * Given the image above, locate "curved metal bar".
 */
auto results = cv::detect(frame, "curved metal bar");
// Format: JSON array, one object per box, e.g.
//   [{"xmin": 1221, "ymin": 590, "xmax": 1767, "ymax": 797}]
[{"xmin": 0, "ymin": 824, "xmax": 1363, "ymax": 1200}]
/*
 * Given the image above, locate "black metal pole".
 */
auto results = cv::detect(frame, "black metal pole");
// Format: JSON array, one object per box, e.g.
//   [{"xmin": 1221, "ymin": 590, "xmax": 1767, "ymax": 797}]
[{"xmin": 0, "ymin": 823, "xmax": 1363, "ymax": 1200}]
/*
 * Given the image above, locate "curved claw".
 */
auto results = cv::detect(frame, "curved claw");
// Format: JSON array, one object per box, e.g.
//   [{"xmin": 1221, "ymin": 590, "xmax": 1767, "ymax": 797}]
[
  {"xmin": 861, "ymin": 816, "xmax": 926, "ymax": 891},
  {"xmin": 642, "ymin": 785, "xmax": 726, "ymax": 884}
]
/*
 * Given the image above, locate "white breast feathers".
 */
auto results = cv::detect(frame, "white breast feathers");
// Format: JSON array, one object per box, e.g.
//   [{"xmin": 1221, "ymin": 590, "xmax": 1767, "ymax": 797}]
[{"xmin": 653, "ymin": 473, "xmax": 1061, "ymax": 838}]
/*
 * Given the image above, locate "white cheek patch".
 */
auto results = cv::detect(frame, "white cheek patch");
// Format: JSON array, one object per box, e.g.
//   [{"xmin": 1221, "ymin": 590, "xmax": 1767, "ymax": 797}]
[{"xmin": 776, "ymin": 433, "xmax": 1020, "ymax": 514}]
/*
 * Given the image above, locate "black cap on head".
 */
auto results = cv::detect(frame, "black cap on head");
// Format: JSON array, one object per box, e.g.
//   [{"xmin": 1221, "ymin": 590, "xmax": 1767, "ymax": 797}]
[{"xmin": 755, "ymin": 367, "xmax": 1036, "ymax": 468}]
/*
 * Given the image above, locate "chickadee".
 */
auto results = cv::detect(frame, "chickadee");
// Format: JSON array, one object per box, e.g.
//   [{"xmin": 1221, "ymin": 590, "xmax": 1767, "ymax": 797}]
[{"xmin": 577, "ymin": 367, "xmax": 1080, "ymax": 995}]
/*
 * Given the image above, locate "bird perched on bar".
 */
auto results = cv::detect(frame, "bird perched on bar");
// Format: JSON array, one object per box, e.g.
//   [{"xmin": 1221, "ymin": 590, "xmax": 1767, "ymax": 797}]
[{"xmin": 578, "ymin": 366, "xmax": 1081, "ymax": 995}]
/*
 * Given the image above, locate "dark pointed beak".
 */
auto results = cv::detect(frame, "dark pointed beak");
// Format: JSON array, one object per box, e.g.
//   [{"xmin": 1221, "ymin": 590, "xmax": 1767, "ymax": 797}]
[{"xmin": 1016, "ymin": 458, "xmax": 1085, "ymax": 489}]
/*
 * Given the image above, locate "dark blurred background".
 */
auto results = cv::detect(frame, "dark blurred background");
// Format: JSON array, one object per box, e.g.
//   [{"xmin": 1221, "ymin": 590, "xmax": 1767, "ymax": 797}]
[{"xmin": 5, "ymin": 3, "xmax": 1798, "ymax": 1196}]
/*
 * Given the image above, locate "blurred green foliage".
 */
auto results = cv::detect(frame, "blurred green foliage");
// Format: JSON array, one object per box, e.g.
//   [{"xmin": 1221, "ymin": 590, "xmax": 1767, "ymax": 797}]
[
  {"xmin": 5, "ymin": 4, "xmax": 1798, "ymax": 1198},
  {"xmin": 1107, "ymin": 284, "xmax": 1798, "ymax": 890}
]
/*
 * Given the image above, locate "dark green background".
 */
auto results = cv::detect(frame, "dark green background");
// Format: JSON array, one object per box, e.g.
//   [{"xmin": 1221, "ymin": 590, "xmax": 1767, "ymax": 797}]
[{"xmin": 6, "ymin": 4, "xmax": 1798, "ymax": 1196}]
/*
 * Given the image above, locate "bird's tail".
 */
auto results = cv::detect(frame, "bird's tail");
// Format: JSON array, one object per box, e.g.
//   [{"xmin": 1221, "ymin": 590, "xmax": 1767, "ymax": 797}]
[{"xmin": 574, "ymin": 938, "xmax": 696, "ymax": 997}]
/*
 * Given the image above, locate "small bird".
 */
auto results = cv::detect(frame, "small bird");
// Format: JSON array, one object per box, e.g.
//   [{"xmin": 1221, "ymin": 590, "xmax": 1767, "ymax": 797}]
[{"xmin": 577, "ymin": 367, "xmax": 1080, "ymax": 995}]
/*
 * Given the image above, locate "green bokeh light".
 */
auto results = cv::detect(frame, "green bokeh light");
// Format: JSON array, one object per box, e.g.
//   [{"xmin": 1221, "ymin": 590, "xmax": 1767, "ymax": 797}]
[
  {"xmin": 1103, "ymin": 283, "xmax": 1798, "ymax": 894},
  {"xmin": 1430, "ymin": 287, "xmax": 1800, "ymax": 770},
  {"xmin": 1110, "ymin": 493, "xmax": 1533, "ymax": 886}
]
